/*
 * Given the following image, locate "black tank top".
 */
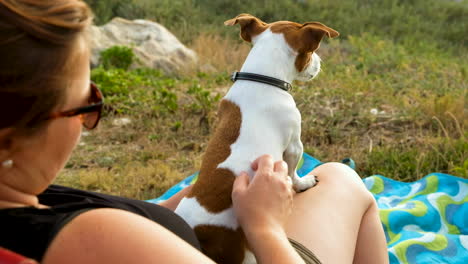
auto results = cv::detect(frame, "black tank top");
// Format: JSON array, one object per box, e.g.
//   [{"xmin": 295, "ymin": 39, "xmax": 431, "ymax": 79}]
[{"xmin": 0, "ymin": 185, "xmax": 200, "ymax": 261}]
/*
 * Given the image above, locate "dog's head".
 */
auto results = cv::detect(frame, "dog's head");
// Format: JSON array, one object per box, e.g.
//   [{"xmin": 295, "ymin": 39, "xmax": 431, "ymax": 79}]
[{"xmin": 225, "ymin": 14, "xmax": 339, "ymax": 81}]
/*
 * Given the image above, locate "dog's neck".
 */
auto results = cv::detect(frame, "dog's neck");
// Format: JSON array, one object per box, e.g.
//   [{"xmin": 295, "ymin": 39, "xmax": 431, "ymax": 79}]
[{"xmin": 239, "ymin": 29, "xmax": 297, "ymax": 83}]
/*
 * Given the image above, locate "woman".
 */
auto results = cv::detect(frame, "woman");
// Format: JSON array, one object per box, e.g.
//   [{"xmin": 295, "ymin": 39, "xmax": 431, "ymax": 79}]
[{"xmin": 0, "ymin": 0, "xmax": 389, "ymax": 263}]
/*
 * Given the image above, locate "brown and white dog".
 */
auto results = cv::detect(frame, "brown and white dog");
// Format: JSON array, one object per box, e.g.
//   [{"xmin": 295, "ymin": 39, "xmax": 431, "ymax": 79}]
[{"xmin": 175, "ymin": 14, "xmax": 339, "ymax": 264}]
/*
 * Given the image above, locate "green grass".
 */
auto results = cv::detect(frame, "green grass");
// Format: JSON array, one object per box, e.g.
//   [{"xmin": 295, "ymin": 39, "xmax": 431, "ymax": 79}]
[
  {"xmin": 84, "ymin": 0, "xmax": 468, "ymax": 53},
  {"xmin": 55, "ymin": 0, "xmax": 468, "ymax": 199}
]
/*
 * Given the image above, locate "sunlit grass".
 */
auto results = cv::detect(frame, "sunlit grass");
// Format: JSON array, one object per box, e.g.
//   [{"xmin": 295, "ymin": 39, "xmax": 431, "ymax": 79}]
[
  {"xmin": 56, "ymin": 30, "xmax": 467, "ymax": 199},
  {"xmin": 59, "ymin": 0, "xmax": 467, "ymax": 198}
]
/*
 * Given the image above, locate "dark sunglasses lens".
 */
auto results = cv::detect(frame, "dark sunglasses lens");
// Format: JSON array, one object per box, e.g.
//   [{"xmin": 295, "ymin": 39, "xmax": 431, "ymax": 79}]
[
  {"xmin": 82, "ymin": 83, "xmax": 103, "ymax": 129},
  {"xmin": 82, "ymin": 107, "xmax": 101, "ymax": 129},
  {"xmin": 89, "ymin": 83, "xmax": 102, "ymax": 104}
]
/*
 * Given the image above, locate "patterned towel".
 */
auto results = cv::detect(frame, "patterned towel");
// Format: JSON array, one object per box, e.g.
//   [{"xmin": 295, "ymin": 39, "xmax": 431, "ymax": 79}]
[
  {"xmin": 147, "ymin": 153, "xmax": 468, "ymax": 263},
  {"xmin": 364, "ymin": 174, "xmax": 468, "ymax": 264}
]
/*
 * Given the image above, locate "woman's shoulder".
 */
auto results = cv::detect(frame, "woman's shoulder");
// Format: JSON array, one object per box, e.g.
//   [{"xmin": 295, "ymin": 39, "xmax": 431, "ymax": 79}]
[
  {"xmin": 7, "ymin": 185, "xmax": 201, "ymax": 262},
  {"xmin": 41, "ymin": 185, "xmax": 200, "ymax": 248},
  {"xmin": 0, "ymin": 207, "xmax": 137, "ymax": 263},
  {"xmin": 42, "ymin": 208, "xmax": 210, "ymax": 264},
  {"xmin": 42, "ymin": 208, "xmax": 155, "ymax": 263}
]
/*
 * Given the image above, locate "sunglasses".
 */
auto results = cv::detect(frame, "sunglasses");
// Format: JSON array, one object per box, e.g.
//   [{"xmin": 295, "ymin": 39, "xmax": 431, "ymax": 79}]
[{"xmin": 48, "ymin": 82, "xmax": 104, "ymax": 130}]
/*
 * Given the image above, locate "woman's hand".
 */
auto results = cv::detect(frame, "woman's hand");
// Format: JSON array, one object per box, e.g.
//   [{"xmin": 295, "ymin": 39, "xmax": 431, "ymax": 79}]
[
  {"xmin": 232, "ymin": 154, "xmax": 294, "ymax": 235},
  {"xmin": 232, "ymin": 155, "xmax": 304, "ymax": 263}
]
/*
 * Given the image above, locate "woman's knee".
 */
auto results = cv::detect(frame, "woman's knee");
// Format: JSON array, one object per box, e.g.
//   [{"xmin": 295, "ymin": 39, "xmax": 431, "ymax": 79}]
[
  {"xmin": 312, "ymin": 162, "xmax": 361, "ymax": 184},
  {"xmin": 310, "ymin": 162, "xmax": 375, "ymax": 205}
]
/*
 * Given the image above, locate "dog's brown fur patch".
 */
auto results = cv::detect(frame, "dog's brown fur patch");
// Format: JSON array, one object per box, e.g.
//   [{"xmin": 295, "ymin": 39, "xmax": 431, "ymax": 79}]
[
  {"xmin": 190, "ymin": 16, "xmax": 339, "ymax": 263},
  {"xmin": 188, "ymin": 99, "xmax": 242, "ymax": 213},
  {"xmin": 224, "ymin": 13, "xmax": 268, "ymax": 42},
  {"xmin": 194, "ymin": 225, "xmax": 248, "ymax": 264},
  {"xmin": 271, "ymin": 21, "xmax": 339, "ymax": 72},
  {"xmin": 226, "ymin": 14, "xmax": 339, "ymax": 73}
]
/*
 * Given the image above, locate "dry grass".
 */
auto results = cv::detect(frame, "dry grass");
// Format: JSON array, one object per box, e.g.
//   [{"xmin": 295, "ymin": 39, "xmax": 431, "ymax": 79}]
[
  {"xmin": 56, "ymin": 31, "xmax": 467, "ymax": 200},
  {"xmin": 190, "ymin": 33, "xmax": 251, "ymax": 74}
]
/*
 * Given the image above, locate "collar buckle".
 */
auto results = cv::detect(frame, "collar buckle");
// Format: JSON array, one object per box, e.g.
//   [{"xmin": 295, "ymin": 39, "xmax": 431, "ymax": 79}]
[{"xmin": 230, "ymin": 71, "xmax": 238, "ymax": 82}]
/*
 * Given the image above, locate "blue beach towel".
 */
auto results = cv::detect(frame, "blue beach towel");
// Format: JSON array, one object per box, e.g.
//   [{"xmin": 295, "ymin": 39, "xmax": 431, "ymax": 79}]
[
  {"xmin": 364, "ymin": 174, "xmax": 468, "ymax": 264},
  {"xmin": 147, "ymin": 153, "xmax": 468, "ymax": 264}
]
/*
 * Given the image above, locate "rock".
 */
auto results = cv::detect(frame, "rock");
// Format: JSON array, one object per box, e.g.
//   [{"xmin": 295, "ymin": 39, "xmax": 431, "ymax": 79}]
[
  {"xmin": 89, "ymin": 17, "xmax": 197, "ymax": 74},
  {"xmin": 112, "ymin": 117, "xmax": 132, "ymax": 126}
]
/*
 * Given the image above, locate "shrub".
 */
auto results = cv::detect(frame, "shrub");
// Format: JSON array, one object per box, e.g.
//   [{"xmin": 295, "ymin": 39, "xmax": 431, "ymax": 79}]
[
  {"xmin": 85, "ymin": 0, "xmax": 467, "ymax": 53},
  {"xmin": 83, "ymin": 0, "xmax": 146, "ymax": 25},
  {"xmin": 91, "ymin": 67, "xmax": 132, "ymax": 97},
  {"xmin": 100, "ymin": 45, "xmax": 135, "ymax": 70},
  {"xmin": 187, "ymin": 82, "xmax": 221, "ymax": 113},
  {"xmin": 91, "ymin": 67, "xmax": 179, "ymax": 115}
]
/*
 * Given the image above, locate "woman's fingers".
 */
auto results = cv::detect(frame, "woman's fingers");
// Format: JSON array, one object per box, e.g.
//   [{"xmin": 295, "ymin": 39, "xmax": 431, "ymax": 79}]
[
  {"xmin": 251, "ymin": 154, "xmax": 274, "ymax": 172},
  {"xmin": 233, "ymin": 171, "xmax": 250, "ymax": 196},
  {"xmin": 251, "ymin": 157, "xmax": 290, "ymax": 188},
  {"xmin": 233, "ymin": 155, "xmax": 295, "ymax": 235},
  {"xmin": 273, "ymin": 160, "xmax": 288, "ymax": 173},
  {"xmin": 286, "ymin": 176, "xmax": 293, "ymax": 186}
]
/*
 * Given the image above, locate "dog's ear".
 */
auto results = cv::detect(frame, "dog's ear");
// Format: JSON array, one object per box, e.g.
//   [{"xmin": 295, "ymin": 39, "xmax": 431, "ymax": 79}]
[
  {"xmin": 297, "ymin": 22, "xmax": 339, "ymax": 53},
  {"xmin": 224, "ymin": 14, "xmax": 268, "ymax": 42}
]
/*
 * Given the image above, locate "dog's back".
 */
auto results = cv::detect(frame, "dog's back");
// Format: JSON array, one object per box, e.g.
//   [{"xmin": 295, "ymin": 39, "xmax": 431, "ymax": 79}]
[
  {"xmin": 176, "ymin": 99, "xmax": 249, "ymax": 263},
  {"xmin": 175, "ymin": 14, "xmax": 338, "ymax": 264}
]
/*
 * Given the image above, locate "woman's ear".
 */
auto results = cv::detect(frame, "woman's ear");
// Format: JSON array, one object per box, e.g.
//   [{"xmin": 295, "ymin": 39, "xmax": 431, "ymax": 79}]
[
  {"xmin": 0, "ymin": 128, "xmax": 15, "ymax": 160},
  {"xmin": 224, "ymin": 13, "xmax": 268, "ymax": 42}
]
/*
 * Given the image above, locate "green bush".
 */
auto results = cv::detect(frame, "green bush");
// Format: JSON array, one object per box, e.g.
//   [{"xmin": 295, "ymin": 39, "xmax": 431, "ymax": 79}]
[
  {"xmin": 84, "ymin": 0, "xmax": 146, "ymax": 25},
  {"xmin": 100, "ymin": 46, "xmax": 135, "ymax": 70},
  {"xmin": 85, "ymin": 0, "xmax": 467, "ymax": 53},
  {"xmin": 90, "ymin": 67, "xmax": 133, "ymax": 96},
  {"xmin": 187, "ymin": 82, "xmax": 221, "ymax": 113},
  {"xmin": 91, "ymin": 67, "xmax": 179, "ymax": 115}
]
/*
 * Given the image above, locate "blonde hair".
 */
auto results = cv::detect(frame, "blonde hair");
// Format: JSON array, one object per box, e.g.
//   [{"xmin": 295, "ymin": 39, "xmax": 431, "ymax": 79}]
[{"xmin": 0, "ymin": 0, "xmax": 93, "ymax": 132}]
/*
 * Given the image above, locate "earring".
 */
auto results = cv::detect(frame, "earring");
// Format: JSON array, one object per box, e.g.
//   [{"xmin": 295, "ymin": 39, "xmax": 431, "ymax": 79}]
[{"xmin": 2, "ymin": 159, "xmax": 13, "ymax": 169}]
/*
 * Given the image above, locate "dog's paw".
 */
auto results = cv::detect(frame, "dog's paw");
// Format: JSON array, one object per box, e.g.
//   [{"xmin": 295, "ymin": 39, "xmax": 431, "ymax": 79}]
[{"xmin": 293, "ymin": 174, "xmax": 318, "ymax": 192}]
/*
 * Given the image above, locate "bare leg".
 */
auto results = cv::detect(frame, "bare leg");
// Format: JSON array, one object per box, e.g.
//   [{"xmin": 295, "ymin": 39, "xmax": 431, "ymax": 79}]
[
  {"xmin": 353, "ymin": 200, "xmax": 389, "ymax": 264},
  {"xmin": 285, "ymin": 162, "xmax": 388, "ymax": 264}
]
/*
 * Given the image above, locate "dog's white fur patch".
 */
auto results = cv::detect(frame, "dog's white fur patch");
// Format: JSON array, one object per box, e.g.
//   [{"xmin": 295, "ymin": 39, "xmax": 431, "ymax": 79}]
[
  {"xmin": 218, "ymin": 29, "xmax": 301, "ymax": 176},
  {"xmin": 218, "ymin": 28, "xmax": 318, "ymax": 186},
  {"xmin": 175, "ymin": 197, "xmax": 239, "ymax": 229},
  {"xmin": 175, "ymin": 27, "xmax": 321, "ymax": 264},
  {"xmin": 176, "ymin": 27, "xmax": 320, "ymax": 228},
  {"xmin": 297, "ymin": 52, "xmax": 322, "ymax": 81},
  {"xmin": 242, "ymin": 250, "xmax": 257, "ymax": 264}
]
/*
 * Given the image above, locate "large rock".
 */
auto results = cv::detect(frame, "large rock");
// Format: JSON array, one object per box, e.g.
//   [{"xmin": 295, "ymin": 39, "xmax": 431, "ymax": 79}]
[{"xmin": 89, "ymin": 17, "xmax": 197, "ymax": 74}]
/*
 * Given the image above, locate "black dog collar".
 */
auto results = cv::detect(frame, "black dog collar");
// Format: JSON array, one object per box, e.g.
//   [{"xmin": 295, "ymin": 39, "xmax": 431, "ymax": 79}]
[{"xmin": 231, "ymin": 72, "xmax": 292, "ymax": 92}]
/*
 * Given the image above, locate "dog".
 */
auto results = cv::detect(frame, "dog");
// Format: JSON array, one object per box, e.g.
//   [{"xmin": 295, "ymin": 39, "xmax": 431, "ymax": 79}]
[{"xmin": 175, "ymin": 14, "xmax": 339, "ymax": 264}]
